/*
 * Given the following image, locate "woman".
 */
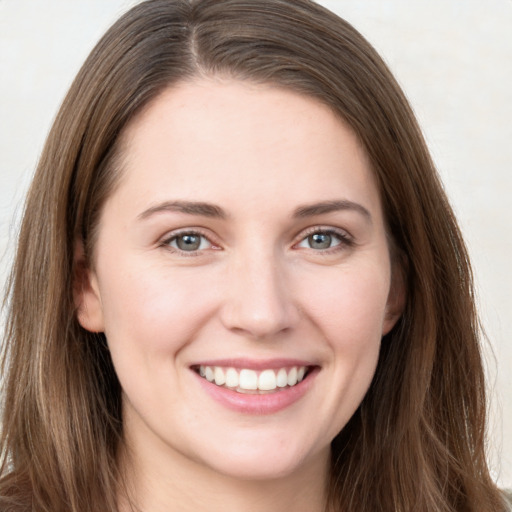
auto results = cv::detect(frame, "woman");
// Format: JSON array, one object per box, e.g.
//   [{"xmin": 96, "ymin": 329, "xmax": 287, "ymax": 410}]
[{"xmin": 0, "ymin": 0, "xmax": 509, "ymax": 510}]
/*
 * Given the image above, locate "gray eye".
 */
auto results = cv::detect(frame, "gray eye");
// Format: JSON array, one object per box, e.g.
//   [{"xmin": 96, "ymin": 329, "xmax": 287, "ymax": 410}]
[
  {"xmin": 175, "ymin": 234, "xmax": 203, "ymax": 251},
  {"xmin": 308, "ymin": 232, "xmax": 333, "ymax": 249},
  {"xmin": 297, "ymin": 231, "xmax": 343, "ymax": 251}
]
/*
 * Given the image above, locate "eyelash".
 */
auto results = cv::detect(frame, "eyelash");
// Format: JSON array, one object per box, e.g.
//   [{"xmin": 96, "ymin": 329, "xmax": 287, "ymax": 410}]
[
  {"xmin": 294, "ymin": 227, "xmax": 354, "ymax": 254},
  {"xmin": 160, "ymin": 226, "xmax": 354, "ymax": 256},
  {"xmin": 161, "ymin": 229, "xmax": 218, "ymax": 257}
]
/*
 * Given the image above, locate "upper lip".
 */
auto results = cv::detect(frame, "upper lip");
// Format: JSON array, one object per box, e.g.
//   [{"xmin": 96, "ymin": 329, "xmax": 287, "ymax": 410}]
[{"xmin": 190, "ymin": 358, "xmax": 318, "ymax": 370}]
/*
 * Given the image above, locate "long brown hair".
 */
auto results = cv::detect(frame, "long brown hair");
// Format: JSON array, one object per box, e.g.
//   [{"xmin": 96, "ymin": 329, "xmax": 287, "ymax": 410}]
[{"xmin": 1, "ymin": 1, "xmax": 506, "ymax": 510}]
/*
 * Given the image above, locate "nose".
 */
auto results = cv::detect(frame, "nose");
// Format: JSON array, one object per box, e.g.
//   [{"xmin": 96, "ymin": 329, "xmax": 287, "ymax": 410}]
[{"xmin": 219, "ymin": 248, "xmax": 300, "ymax": 340}]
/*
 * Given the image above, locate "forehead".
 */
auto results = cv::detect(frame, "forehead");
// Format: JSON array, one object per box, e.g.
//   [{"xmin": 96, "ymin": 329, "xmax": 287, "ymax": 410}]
[{"xmin": 111, "ymin": 78, "xmax": 381, "ymax": 220}]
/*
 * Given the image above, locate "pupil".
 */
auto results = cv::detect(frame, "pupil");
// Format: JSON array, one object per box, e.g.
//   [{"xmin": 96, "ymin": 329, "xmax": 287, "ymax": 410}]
[
  {"xmin": 177, "ymin": 234, "xmax": 200, "ymax": 251},
  {"xmin": 309, "ymin": 233, "xmax": 331, "ymax": 249}
]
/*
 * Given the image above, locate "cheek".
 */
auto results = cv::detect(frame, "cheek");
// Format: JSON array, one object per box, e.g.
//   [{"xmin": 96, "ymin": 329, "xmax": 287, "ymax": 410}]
[
  {"xmin": 97, "ymin": 262, "xmax": 223, "ymax": 413},
  {"xmin": 291, "ymin": 263, "xmax": 390, "ymax": 438},
  {"xmin": 97, "ymin": 260, "xmax": 220, "ymax": 356},
  {"xmin": 298, "ymin": 263, "xmax": 391, "ymax": 347}
]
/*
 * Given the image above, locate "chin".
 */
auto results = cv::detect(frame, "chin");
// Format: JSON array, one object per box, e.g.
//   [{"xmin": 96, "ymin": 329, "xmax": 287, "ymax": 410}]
[{"xmin": 194, "ymin": 439, "xmax": 327, "ymax": 482}]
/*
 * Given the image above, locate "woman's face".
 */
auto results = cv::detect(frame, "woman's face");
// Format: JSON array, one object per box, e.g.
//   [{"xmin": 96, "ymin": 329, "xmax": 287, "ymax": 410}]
[{"xmin": 78, "ymin": 79, "xmax": 403, "ymax": 482}]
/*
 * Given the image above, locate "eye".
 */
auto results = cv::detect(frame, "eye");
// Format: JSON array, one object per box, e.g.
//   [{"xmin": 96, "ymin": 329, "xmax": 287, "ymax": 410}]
[
  {"xmin": 296, "ymin": 229, "xmax": 350, "ymax": 251},
  {"xmin": 165, "ymin": 232, "xmax": 212, "ymax": 252}
]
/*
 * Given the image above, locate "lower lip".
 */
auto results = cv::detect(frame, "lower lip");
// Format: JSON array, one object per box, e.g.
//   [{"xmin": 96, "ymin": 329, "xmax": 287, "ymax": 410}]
[{"xmin": 194, "ymin": 369, "xmax": 318, "ymax": 415}]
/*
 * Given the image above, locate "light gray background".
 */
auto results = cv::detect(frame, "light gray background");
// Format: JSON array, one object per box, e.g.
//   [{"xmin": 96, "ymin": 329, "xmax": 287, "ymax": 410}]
[{"xmin": 1, "ymin": 0, "xmax": 511, "ymax": 487}]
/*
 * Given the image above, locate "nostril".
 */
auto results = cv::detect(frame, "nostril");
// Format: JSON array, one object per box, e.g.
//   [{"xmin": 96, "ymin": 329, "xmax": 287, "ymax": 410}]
[{"xmin": 219, "ymin": 299, "xmax": 300, "ymax": 340}]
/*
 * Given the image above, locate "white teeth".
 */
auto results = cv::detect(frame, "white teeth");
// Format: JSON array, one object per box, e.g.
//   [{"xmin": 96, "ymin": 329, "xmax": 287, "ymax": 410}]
[
  {"xmin": 287, "ymin": 367, "xmax": 298, "ymax": 386},
  {"xmin": 197, "ymin": 365, "xmax": 309, "ymax": 392},
  {"xmin": 239, "ymin": 369, "xmax": 258, "ymax": 390},
  {"xmin": 214, "ymin": 367, "xmax": 226, "ymax": 386},
  {"xmin": 276, "ymin": 368, "xmax": 288, "ymax": 388},
  {"xmin": 205, "ymin": 366, "xmax": 214, "ymax": 382},
  {"xmin": 225, "ymin": 367, "xmax": 239, "ymax": 388},
  {"xmin": 258, "ymin": 369, "xmax": 277, "ymax": 391}
]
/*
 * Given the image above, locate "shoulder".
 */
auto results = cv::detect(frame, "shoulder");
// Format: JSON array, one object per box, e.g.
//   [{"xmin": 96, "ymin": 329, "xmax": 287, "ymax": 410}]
[{"xmin": 503, "ymin": 489, "xmax": 512, "ymax": 511}]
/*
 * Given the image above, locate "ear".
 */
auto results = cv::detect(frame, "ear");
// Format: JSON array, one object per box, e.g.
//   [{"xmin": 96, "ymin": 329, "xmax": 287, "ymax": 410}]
[
  {"xmin": 73, "ymin": 240, "xmax": 105, "ymax": 333},
  {"xmin": 382, "ymin": 258, "xmax": 406, "ymax": 336}
]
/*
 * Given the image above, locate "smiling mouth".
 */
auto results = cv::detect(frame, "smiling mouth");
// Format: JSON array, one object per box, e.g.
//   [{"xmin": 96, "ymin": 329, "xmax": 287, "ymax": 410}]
[{"xmin": 193, "ymin": 365, "xmax": 312, "ymax": 394}]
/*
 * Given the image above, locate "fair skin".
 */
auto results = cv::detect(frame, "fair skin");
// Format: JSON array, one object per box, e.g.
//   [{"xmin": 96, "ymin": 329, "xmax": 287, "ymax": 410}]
[{"xmin": 77, "ymin": 79, "xmax": 403, "ymax": 512}]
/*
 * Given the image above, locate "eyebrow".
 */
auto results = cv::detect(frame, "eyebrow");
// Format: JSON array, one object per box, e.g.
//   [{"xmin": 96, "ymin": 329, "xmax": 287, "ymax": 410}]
[
  {"xmin": 137, "ymin": 200, "xmax": 228, "ymax": 220},
  {"xmin": 137, "ymin": 198, "xmax": 371, "ymax": 222},
  {"xmin": 293, "ymin": 200, "xmax": 372, "ymax": 222}
]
